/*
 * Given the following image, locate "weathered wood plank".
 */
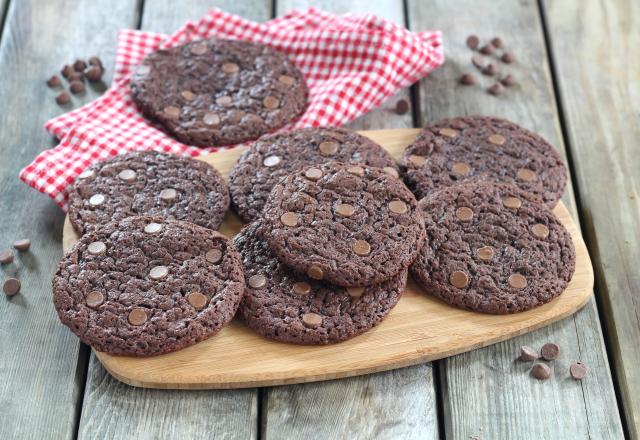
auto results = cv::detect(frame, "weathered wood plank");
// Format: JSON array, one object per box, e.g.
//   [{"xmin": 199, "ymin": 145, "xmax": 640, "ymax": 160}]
[
  {"xmin": 77, "ymin": 1, "xmax": 268, "ymax": 438},
  {"xmin": 408, "ymin": 0, "xmax": 625, "ymax": 438},
  {"xmin": 263, "ymin": 2, "xmax": 438, "ymax": 439},
  {"xmin": 541, "ymin": 0, "xmax": 640, "ymax": 437},
  {"xmin": 0, "ymin": 0, "xmax": 139, "ymax": 438}
]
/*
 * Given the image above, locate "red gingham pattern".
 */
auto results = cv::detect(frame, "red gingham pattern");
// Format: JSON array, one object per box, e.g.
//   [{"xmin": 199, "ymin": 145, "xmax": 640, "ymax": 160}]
[{"xmin": 21, "ymin": 8, "xmax": 443, "ymax": 209}]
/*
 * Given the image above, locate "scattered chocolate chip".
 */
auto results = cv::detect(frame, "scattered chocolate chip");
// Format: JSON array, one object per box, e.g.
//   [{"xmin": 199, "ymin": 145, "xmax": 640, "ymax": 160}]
[
  {"xmin": 541, "ymin": 342, "xmax": 560, "ymax": 360},
  {"xmin": 352, "ymin": 240, "xmax": 371, "ymax": 256},
  {"xmin": 450, "ymin": 270, "xmax": 470, "ymax": 288},
  {"xmin": 262, "ymin": 96, "xmax": 280, "ymax": 109},
  {"xmin": 128, "ymin": 308, "xmax": 148, "ymax": 326},
  {"xmin": 307, "ymin": 265, "xmax": 324, "ymax": 280},
  {"xmin": 144, "ymin": 222, "xmax": 163, "ymax": 234},
  {"xmin": 78, "ymin": 169, "xmax": 95, "ymax": 180},
  {"xmin": 439, "ymin": 127, "xmax": 458, "ymax": 138},
  {"xmin": 482, "ymin": 63, "xmax": 499, "ymax": 76},
  {"xmin": 302, "ymin": 312, "xmax": 322, "ymax": 328},
  {"xmin": 466, "ymin": 35, "xmax": 480, "ymax": 50},
  {"xmin": 73, "ymin": 59, "xmax": 87, "ymax": 72},
  {"xmin": 13, "ymin": 239, "xmax": 31, "ymax": 252},
  {"xmin": 389, "ymin": 200, "xmax": 408, "ymax": 214},
  {"xmin": 488, "ymin": 133, "xmax": 506, "ymax": 145},
  {"xmin": 409, "ymin": 154, "xmax": 426, "ymax": 167},
  {"xmin": 86, "ymin": 291, "xmax": 105, "ymax": 308},
  {"xmin": 502, "ymin": 196, "xmax": 522, "ymax": 209},
  {"xmin": 216, "ymin": 96, "xmax": 232, "ymax": 106},
  {"xmin": 263, "ymin": 155, "xmax": 281, "ymax": 167},
  {"xmin": 293, "ymin": 282, "xmax": 311, "ymax": 295},
  {"xmin": 89, "ymin": 193, "xmax": 105, "ymax": 206},
  {"xmin": 456, "ymin": 206, "xmax": 474, "ymax": 221},
  {"xmin": 570, "ymin": 362, "xmax": 588, "ymax": 380},
  {"xmin": 335, "ymin": 203, "xmax": 355, "ymax": 217},
  {"xmin": 347, "ymin": 165, "xmax": 365, "ymax": 176},
  {"xmin": 84, "ymin": 65, "xmax": 102, "ymax": 82},
  {"xmin": 347, "ymin": 286, "xmax": 365, "ymax": 298},
  {"xmin": 159, "ymin": 188, "xmax": 177, "ymax": 201},
  {"xmin": 3, "ymin": 278, "xmax": 21, "ymax": 296},
  {"xmin": 452, "ymin": 162, "xmax": 471, "ymax": 176},
  {"xmin": 491, "ymin": 37, "xmax": 503, "ymax": 48},
  {"xmin": 248, "ymin": 274, "xmax": 267, "ymax": 289},
  {"xmin": 472, "ymin": 54, "xmax": 485, "ymax": 69},
  {"xmin": 61, "ymin": 65, "xmax": 75, "ymax": 78},
  {"xmin": 186, "ymin": 292, "xmax": 207, "ymax": 309},
  {"xmin": 203, "ymin": 112, "xmax": 220, "ymax": 126},
  {"xmin": 531, "ymin": 363, "xmax": 551, "ymax": 380},
  {"xmin": 163, "ymin": 106, "xmax": 181, "ymax": 118},
  {"xmin": 56, "ymin": 91, "xmax": 71, "ymax": 105},
  {"xmin": 520, "ymin": 345, "xmax": 539, "ymax": 361},
  {"xmin": 88, "ymin": 56, "xmax": 102, "ymax": 67},
  {"xmin": 500, "ymin": 74, "xmax": 517, "ymax": 87},
  {"xmin": 476, "ymin": 246, "xmax": 495, "ymax": 261},
  {"xmin": 222, "ymin": 62, "xmax": 239, "ymax": 74},
  {"xmin": 118, "ymin": 169, "xmax": 136, "ymax": 182},
  {"xmin": 205, "ymin": 249, "xmax": 223, "ymax": 264},
  {"xmin": 487, "ymin": 82, "xmax": 503, "ymax": 96},
  {"xmin": 531, "ymin": 223, "xmax": 550, "ymax": 239},
  {"xmin": 501, "ymin": 52, "xmax": 516, "ymax": 64},
  {"xmin": 87, "ymin": 241, "xmax": 106, "ymax": 256},
  {"xmin": 319, "ymin": 141, "xmax": 339, "ymax": 156},
  {"xmin": 47, "ymin": 75, "xmax": 62, "ymax": 87},
  {"xmin": 149, "ymin": 265, "xmax": 169, "ymax": 280},
  {"xmin": 0, "ymin": 249, "xmax": 14, "ymax": 264},
  {"xmin": 190, "ymin": 42, "xmax": 208, "ymax": 55},
  {"xmin": 181, "ymin": 90, "xmax": 195, "ymax": 101},
  {"xmin": 383, "ymin": 167, "xmax": 399, "ymax": 178},
  {"xmin": 508, "ymin": 274, "xmax": 527, "ymax": 289},
  {"xmin": 278, "ymin": 75, "xmax": 295, "ymax": 85},
  {"xmin": 280, "ymin": 212, "xmax": 299, "ymax": 227},
  {"xmin": 395, "ymin": 99, "xmax": 410, "ymax": 115},
  {"xmin": 480, "ymin": 44, "xmax": 495, "ymax": 55},
  {"xmin": 459, "ymin": 73, "xmax": 476, "ymax": 85},
  {"xmin": 304, "ymin": 168, "xmax": 322, "ymax": 181},
  {"xmin": 69, "ymin": 80, "xmax": 85, "ymax": 94}
]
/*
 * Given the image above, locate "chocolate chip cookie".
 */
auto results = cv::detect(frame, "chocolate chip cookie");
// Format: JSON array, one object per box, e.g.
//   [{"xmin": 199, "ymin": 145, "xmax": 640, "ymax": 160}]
[
  {"xmin": 261, "ymin": 162, "xmax": 425, "ymax": 287},
  {"xmin": 229, "ymin": 127, "xmax": 398, "ymax": 222},
  {"xmin": 67, "ymin": 151, "xmax": 229, "ymax": 235},
  {"xmin": 411, "ymin": 181, "xmax": 575, "ymax": 314},
  {"xmin": 235, "ymin": 222, "xmax": 406, "ymax": 344},
  {"xmin": 400, "ymin": 115, "xmax": 567, "ymax": 207},
  {"xmin": 53, "ymin": 216, "xmax": 245, "ymax": 356},
  {"xmin": 130, "ymin": 38, "xmax": 308, "ymax": 147}
]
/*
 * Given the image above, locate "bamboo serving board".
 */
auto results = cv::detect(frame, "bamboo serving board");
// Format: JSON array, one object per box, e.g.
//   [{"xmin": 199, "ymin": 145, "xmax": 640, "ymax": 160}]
[{"xmin": 62, "ymin": 128, "xmax": 594, "ymax": 389}]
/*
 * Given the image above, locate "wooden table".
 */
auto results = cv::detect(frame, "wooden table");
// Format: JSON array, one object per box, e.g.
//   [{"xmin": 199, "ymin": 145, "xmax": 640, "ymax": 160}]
[{"xmin": 0, "ymin": 0, "xmax": 635, "ymax": 438}]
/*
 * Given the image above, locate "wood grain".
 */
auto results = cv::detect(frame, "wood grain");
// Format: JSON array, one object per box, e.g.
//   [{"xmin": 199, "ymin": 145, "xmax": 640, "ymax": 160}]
[
  {"xmin": 0, "ymin": 1, "xmax": 139, "ymax": 438},
  {"xmin": 76, "ymin": 1, "xmax": 269, "ymax": 439},
  {"xmin": 541, "ymin": 0, "xmax": 640, "ymax": 437},
  {"xmin": 62, "ymin": 129, "xmax": 593, "ymax": 390},
  {"xmin": 408, "ymin": 0, "xmax": 625, "ymax": 438}
]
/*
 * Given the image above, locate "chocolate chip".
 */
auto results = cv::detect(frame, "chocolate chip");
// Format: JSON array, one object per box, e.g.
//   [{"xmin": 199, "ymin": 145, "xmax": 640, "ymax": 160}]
[
  {"xmin": 439, "ymin": 127, "xmax": 458, "ymax": 138},
  {"xmin": 456, "ymin": 206, "xmax": 474, "ymax": 221},
  {"xmin": 0, "ymin": 249, "xmax": 14, "ymax": 264},
  {"xmin": 89, "ymin": 194, "xmax": 105, "ymax": 206},
  {"xmin": 472, "ymin": 54, "xmax": 485, "ymax": 68},
  {"xmin": 73, "ymin": 59, "xmax": 87, "ymax": 72},
  {"xmin": 335, "ymin": 203, "xmax": 355, "ymax": 217},
  {"xmin": 531, "ymin": 363, "xmax": 551, "ymax": 380},
  {"xmin": 508, "ymin": 274, "xmax": 527, "ymax": 289},
  {"xmin": 500, "ymin": 74, "xmax": 517, "ymax": 87},
  {"xmin": 262, "ymin": 96, "xmax": 280, "ymax": 109},
  {"xmin": 216, "ymin": 96, "xmax": 232, "ymax": 106},
  {"xmin": 502, "ymin": 196, "xmax": 522, "ymax": 209},
  {"xmin": 3, "ymin": 278, "xmax": 21, "ymax": 297},
  {"xmin": 13, "ymin": 239, "xmax": 30, "ymax": 252},
  {"xmin": 293, "ymin": 282, "xmax": 311, "ymax": 295},
  {"xmin": 395, "ymin": 99, "xmax": 410, "ymax": 115},
  {"xmin": 302, "ymin": 312, "xmax": 322, "ymax": 328},
  {"xmin": 47, "ymin": 75, "xmax": 62, "ymax": 87},
  {"xmin": 459, "ymin": 73, "xmax": 476, "ymax": 85},
  {"xmin": 389, "ymin": 200, "xmax": 408, "ymax": 214},
  {"xmin": 452, "ymin": 162, "xmax": 471, "ymax": 176},
  {"xmin": 347, "ymin": 165, "xmax": 365, "ymax": 176},
  {"xmin": 488, "ymin": 133, "xmax": 506, "ymax": 145},
  {"xmin": 466, "ymin": 35, "xmax": 479, "ymax": 50},
  {"xmin": 118, "ymin": 169, "xmax": 136, "ymax": 182},
  {"xmin": 347, "ymin": 286, "xmax": 365, "ymax": 298},
  {"xmin": 278, "ymin": 75, "xmax": 295, "ymax": 85},
  {"xmin": 163, "ymin": 106, "xmax": 181, "ymax": 118},
  {"xmin": 476, "ymin": 246, "xmax": 495, "ymax": 261},
  {"xmin": 181, "ymin": 90, "xmax": 195, "ymax": 101},
  {"xmin": 531, "ymin": 223, "xmax": 550, "ymax": 239},
  {"xmin": 88, "ymin": 56, "xmax": 102, "ymax": 67},
  {"xmin": 480, "ymin": 44, "xmax": 495, "ymax": 55},
  {"xmin": 517, "ymin": 167, "xmax": 536, "ymax": 181},
  {"xmin": 482, "ymin": 63, "xmax": 499, "ymax": 76},
  {"xmin": 570, "ymin": 362, "xmax": 588, "ymax": 380},
  {"xmin": 307, "ymin": 265, "xmax": 324, "ymax": 280},
  {"xmin": 78, "ymin": 169, "xmax": 95, "ymax": 180},
  {"xmin": 128, "ymin": 308, "xmax": 148, "ymax": 326},
  {"xmin": 520, "ymin": 345, "xmax": 539, "ymax": 361},
  {"xmin": 84, "ymin": 65, "xmax": 103, "ymax": 82},
  {"xmin": 56, "ymin": 91, "xmax": 71, "ymax": 105},
  {"xmin": 144, "ymin": 222, "xmax": 163, "ymax": 234},
  {"xmin": 186, "ymin": 292, "xmax": 207, "ymax": 309},
  {"xmin": 319, "ymin": 141, "xmax": 339, "ymax": 156},
  {"xmin": 222, "ymin": 62, "xmax": 239, "ymax": 74},
  {"xmin": 409, "ymin": 155, "xmax": 426, "ymax": 166},
  {"xmin": 159, "ymin": 188, "xmax": 177, "ymax": 201},
  {"xmin": 149, "ymin": 265, "xmax": 169, "ymax": 280},
  {"xmin": 205, "ymin": 249, "xmax": 223, "ymax": 264},
  {"xmin": 383, "ymin": 167, "xmax": 399, "ymax": 178},
  {"xmin": 248, "ymin": 274, "xmax": 266, "ymax": 288},
  {"xmin": 69, "ymin": 72, "xmax": 84, "ymax": 83},
  {"xmin": 69, "ymin": 80, "xmax": 85, "ymax": 94},
  {"xmin": 491, "ymin": 37, "xmax": 503, "ymax": 48},
  {"xmin": 487, "ymin": 82, "xmax": 504, "ymax": 96},
  {"xmin": 450, "ymin": 270, "xmax": 469, "ymax": 288},
  {"xmin": 263, "ymin": 155, "xmax": 281, "ymax": 167},
  {"xmin": 203, "ymin": 112, "xmax": 220, "ymax": 126},
  {"xmin": 353, "ymin": 240, "xmax": 371, "ymax": 256},
  {"xmin": 280, "ymin": 212, "xmax": 299, "ymax": 227},
  {"xmin": 87, "ymin": 241, "xmax": 106, "ymax": 256},
  {"xmin": 86, "ymin": 291, "xmax": 105, "ymax": 308},
  {"xmin": 61, "ymin": 65, "xmax": 75, "ymax": 78},
  {"xmin": 501, "ymin": 52, "xmax": 516, "ymax": 64},
  {"xmin": 304, "ymin": 167, "xmax": 322, "ymax": 181},
  {"xmin": 190, "ymin": 42, "xmax": 208, "ymax": 55},
  {"xmin": 541, "ymin": 342, "xmax": 560, "ymax": 360}
]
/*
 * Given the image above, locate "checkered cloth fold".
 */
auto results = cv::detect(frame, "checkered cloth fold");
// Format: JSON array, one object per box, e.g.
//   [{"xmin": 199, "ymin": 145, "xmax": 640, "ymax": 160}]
[{"xmin": 20, "ymin": 8, "xmax": 443, "ymax": 209}]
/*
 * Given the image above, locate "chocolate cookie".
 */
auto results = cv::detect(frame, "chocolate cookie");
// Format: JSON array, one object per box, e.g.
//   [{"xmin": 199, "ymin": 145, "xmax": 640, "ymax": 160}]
[
  {"xmin": 229, "ymin": 127, "xmax": 398, "ymax": 222},
  {"xmin": 235, "ymin": 222, "xmax": 406, "ymax": 344},
  {"xmin": 53, "ymin": 216, "xmax": 245, "ymax": 356},
  {"xmin": 261, "ymin": 162, "xmax": 425, "ymax": 287},
  {"xmin": 67, "ymin": 151, "xmax": 229, "ymax": 235},
  {"xmin": 411, "ymin": 182, "xmax": 575, "ymax": 314},
  {"xmin": 130, "ymin": 38, "xmax": 308, "ymax": 147},
  {"xmin": 400, "ymin": 115, "xmax": 567, "ymax": 207}
]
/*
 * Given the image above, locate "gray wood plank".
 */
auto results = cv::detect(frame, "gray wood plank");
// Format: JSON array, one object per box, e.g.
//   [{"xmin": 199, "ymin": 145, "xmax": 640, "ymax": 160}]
[
  {"xmin": 407, "ymin": 0, "xmax": 625, "ymax": 439},
  {"xmin": 263, "ymin": 2, "xmax": 438, "ymax": 439},
  {"xmin": 0, "ymin": 0, "xmax": 139, "ymax": 439},
  {"xmin": 77, "ymin": 1, "xmax": 268, "ymax": 439},
  {"xmin": 541, "ymin": 0, "xmax": 640, "ymax": 437}
]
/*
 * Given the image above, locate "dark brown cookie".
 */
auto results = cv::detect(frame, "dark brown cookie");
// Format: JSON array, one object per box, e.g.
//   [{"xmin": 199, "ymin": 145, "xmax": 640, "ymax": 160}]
[
  {"xmin": 130, "ymin": 38, "xmax": 308, "ymax": 147},
  {"xmin": 411, "ymin": 182, "xmax": 575, "ymax": 314},
  {"xmin": 261, "ymin": 162, "xmax": 425, "ymax": 287},
  {"xmin": 235, "ymin": 222, "xmax": 406, "ymax": 344},
  {"xmin": 53, "ymin": 216, "xmax": 245, "ymax": 356},
  {"xmin": 67, "ymin": 151, "xmax": 229, "ymax": 235},
  {"xmin": 229, "ymin": 127, "xmax": 398, "ymax": 222},
  {"xmin": 400, "ymin": 115, "xmax": 567, "ymax": 207}
]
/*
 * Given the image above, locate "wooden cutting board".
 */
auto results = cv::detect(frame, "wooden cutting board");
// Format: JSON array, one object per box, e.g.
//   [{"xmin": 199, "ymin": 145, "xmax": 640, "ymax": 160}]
[{"xmin": 62, "ymin": 128, "xmax": 594, "ymax": 389}]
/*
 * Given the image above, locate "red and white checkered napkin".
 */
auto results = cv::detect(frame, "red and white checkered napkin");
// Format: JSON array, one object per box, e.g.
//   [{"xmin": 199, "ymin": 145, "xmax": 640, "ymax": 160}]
[{"xmin": 20, "ymin": 8, "xmax": 444, "ymax": 209}]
